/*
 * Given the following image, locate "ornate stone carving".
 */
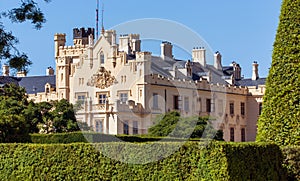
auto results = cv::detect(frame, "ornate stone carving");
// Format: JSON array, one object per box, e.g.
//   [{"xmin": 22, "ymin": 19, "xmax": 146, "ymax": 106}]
[{"xmin": 87, "ymin": 67, "xmax": 115, "ymax": 89}]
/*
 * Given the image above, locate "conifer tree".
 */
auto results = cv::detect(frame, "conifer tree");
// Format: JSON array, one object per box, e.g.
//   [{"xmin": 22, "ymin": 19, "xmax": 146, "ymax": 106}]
[{"xmin": 256, "ymin": 0, "xmax": 300, "ymax": 146}]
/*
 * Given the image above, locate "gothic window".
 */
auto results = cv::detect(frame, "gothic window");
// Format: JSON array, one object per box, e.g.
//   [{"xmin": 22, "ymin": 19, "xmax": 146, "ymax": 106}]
[{"xmin": 100, "ymin": 52, "xmax": 105, "ymax": 64}]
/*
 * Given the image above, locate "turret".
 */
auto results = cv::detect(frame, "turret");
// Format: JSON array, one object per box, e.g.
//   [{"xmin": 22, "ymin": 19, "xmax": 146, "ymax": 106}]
[{"xmin": 54, "ymin": 33, "xmax": 66, "ymax": 57}]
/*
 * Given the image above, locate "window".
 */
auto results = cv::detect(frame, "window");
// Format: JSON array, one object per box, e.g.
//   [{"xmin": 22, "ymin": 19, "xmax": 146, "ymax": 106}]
[
  {"xmin": 60, "ymin": 73, "xmax": 63, "ymax": 82},
  {"xmin": 78, "ymin": 95, "xmax": 85, "ymax": 101},
  {"xmin": 120, "ymin": 93, "xmax": 128, "ymax": 103},
  {"xmin": 98, "ymin": 94, "xmax": 106, "ymax": 104},
  {"xmin": 46, "ymin": 87, "xmax": 50, "ymax": 94},
  {"xmin": 230, "ymin": 102, "xmax": 234, "ymax": 115},
  {"xmin": 206, "ymin": 99, "xmax": 211, "ymax": 113},
  {"xmin": 218, "ymin": 100, "xmax": 223, "ymax": 114},
  {"xmin": 95, "ymin": 120, "xmax": 103, "ymax": 133},
  {"xmin": 241, "ymin": 128, "xmax": 246, "ymax": 142},
  {"xmin": 123, "ymin": 121, "xmax": 129, "ymax": 135},
  {"xmin": 100, "ymin": 52, "xmax": 105, "ymax": 64},
  {"xmin": 230, "ymin": 127, "xmax": 235, "ymax": 142},
  {"xmin": 259, "ymin": 103, "xmax": 263, "ymax": 115},
  {"xmin": 133, "ymin": 121, "xmax": 138, "ymax": 135},
  {"xmin": 173, "ymin": 95, "xmax": 180, "ymax": 110},
  {"xmin": 184, "ymin": 97, "xmax": 189, "ymax": 112},
  {"xmin": 241, "ymin": 102, "xmax": 245, "ymax": 116},
  {"xmin": 153, "ymin": 93, "xmax": 158, "ymax": 109}
]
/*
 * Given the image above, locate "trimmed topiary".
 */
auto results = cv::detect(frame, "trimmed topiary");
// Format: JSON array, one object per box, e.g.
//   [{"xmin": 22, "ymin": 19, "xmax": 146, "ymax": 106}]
[{"xmin": 256, "ymin": 0, "xmax": 300, "ymax": 146}]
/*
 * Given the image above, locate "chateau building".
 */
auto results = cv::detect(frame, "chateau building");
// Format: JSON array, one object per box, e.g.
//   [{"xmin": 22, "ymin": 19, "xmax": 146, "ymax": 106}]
[{"xmin": 0, "ymin": 27, "xmax": 266, "ymax": 142}]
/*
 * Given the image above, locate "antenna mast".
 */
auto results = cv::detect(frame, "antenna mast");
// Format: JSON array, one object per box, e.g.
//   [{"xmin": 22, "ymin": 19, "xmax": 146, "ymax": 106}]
[
  {"xmin": 101, "ymin": 2, "xmax": 105, "ymax": 35},
  {"xmin": 96, "ymin": 0, "xmax": 99, "ymax": 39}
]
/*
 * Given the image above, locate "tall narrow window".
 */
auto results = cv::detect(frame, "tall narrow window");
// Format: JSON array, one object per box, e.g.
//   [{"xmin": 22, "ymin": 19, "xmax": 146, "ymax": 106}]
[
  {"xmin": 153, "ymin": 93, "xmax": 158, "ymax": 109},
  {"xmin": 98, "ymin": 94, "xmax": 106, "ymax": 104},
  {"xmin": 230, "ymin": 127, "xmax": 235, "ymax": 142},
  {"xmin": 174, "ymin": 95, "xmax": 179, "ymax": 110},
  {"xmin": 133, "ymin": 121, "xmax": 138, "ymax": 135},
  {"xmin": 123, "ymin": 121, "xmax": 129, "ymax": 135},
  {"xmin": 241, "ymin": 128, "xmax": 246, "ymax": 142},
  {"xmin": 230, "ymin": 102, "xmax": 234, "ymax": 115},
  {"xmin": 120, "ymin": 93, "xmax": 128, "ymax": 103},
  {"xmin": 95, "ymin": 120, "xmax": 103, "ymax": 133},
  {"xmin": 240, "ymin": 102, "xmax": 245, "ymax": 116},
  {"xmin": 218, "ymin": 100, "xmax": 223, "ymax": 114},
  {"xmin": 184, "ymin": 97, "xmax": 189, "ymax": 112},
  {"xmin": 100, "ymin": 52, "xmax": 105, "ymax": 64},
  {"xmin": 206, "ymin": 99, "xmax": 211, "ymax": 113}
]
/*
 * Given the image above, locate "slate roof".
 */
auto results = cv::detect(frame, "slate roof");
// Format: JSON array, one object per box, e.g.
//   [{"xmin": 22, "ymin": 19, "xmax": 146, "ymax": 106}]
[
  {"xmin": 150, "ymin": 56, "xmax": 230, "ymax": 85},
  {"xmin": 18, "ymin": 75, "xmax": 56, "ymax": 94},
  {"xmin": 235, "ymin": 78, "xmax": 266, "ymax": 87},
  {"xmin": 0, "ymin": 76, "xmax": 20, "ymax": 86}
]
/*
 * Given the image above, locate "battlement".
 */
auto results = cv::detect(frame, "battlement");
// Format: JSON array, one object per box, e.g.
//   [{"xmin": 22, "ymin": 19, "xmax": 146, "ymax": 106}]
[
  {"xmin": 73, "ymin": 28, "xmax": 95, "ymax": 39},
  {"xmin": 147, "ymin": 73, "xmax": 249, "ymax": 95}
]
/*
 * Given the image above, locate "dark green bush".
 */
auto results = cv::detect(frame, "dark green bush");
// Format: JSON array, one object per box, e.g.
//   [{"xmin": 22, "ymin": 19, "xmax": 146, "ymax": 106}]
[
  {"xmin": 282, "ymin": 146, "xmax": 300, "ymax": 180},
  {"xmin": 29, "ymin": 132, "xmax": 188, "ymax": 144},
  {"xmin": 0, "ymin": 142, "xmax": 287, "ymax": 180}
]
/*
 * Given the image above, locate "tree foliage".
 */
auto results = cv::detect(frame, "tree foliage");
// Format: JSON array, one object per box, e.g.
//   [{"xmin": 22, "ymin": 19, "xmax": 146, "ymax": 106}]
[
  {"xmin": 0, "ymin": 84, "xmax": 87, "ymax": 142},
  {"xmin": 0, "ymin": 0, "xmax": 50, "ymax": 74},
  {"xmin": 148, "ymin": 111, "xmax": 223, "ymax": 140},
  {"xmin": 0, "ymin": 83, "xmax": 30, "ymax": 142},
  {"xmin": 256, "ymin": 0, "xmax": 300, "ymax": 146}
]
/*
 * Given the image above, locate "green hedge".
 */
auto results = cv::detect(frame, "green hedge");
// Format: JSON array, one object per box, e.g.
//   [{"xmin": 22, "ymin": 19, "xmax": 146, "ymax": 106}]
[
  {"xmin": 282, "ymin": 146, "xmax": 300, "ymax": 180},
  {"xmin": 29, "ymin": 132, "xmax": 187, "ymax": 144},
  {"xmin": 0, "ymin": 142, "xmax": 287, "ymax": 180}
]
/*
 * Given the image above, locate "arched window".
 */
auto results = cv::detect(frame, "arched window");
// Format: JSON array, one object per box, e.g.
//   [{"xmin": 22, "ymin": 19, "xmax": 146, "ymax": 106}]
[{"xmin": 100, "ymin": 52, "xmax": 105, "ymax": 64}]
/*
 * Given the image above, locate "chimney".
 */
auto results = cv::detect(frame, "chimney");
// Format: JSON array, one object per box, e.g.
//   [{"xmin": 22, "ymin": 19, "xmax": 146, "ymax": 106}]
[
  {"xmin": 214, "ymin": 51, "xmax": 222, "ymax": 70},
  {"xmin": 161, "ymin": 41, "xmax": 173, "ymax": 60},
  {"xmin": 192, "ymin": 47, "xmax": 206, "ymax": 67},
  {"xmin": 16, "ymin": 71, "xmax": 26, "ymax": 77},
  {"xmin": 185, "ymin": 60, "xmax": 192, "ymax": 77},
  {"xmin": 252, "ymin": 61, "xmax": 259, "ymax": 80},
  {"xmin": 2, "ymin": 64, "xmax": 9, "ymax": 76},
  {"xmin": 46, "ymin": 67, "xmax": 55, "ymax": 76}
]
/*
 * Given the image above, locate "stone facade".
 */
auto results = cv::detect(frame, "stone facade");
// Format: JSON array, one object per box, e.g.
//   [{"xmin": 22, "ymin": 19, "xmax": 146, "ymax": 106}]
[{"xmin": 1, "ymin": 27, "xmax": 266, "ymax": 142}]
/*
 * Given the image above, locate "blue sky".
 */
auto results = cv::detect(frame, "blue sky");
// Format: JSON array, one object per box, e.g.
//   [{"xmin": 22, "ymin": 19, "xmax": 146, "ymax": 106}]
[{"xmin": 1, "ymin": 0, "xmax": 282, "ymax": 78}]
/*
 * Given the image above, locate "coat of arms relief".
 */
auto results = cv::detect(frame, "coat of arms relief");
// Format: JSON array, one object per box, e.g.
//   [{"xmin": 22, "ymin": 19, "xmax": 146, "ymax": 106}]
[{"xmin": 87, "ymin": 67, "xmax": 116, "ymax": 89}]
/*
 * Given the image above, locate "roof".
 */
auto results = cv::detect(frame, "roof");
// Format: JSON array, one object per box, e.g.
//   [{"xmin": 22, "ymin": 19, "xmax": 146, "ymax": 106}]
[
  {"xmin": 235, "ymin": 78, "xmax": 266, "ymax": 87},
  {"xmin": 0, "ymin": 76, "xmax": 20, "ymax": 86},
  {"xmin": 18, "ymin": 75, "xmax": 56, "ymax": 94},
  {"xmin": 150, "ymin": 56, "xmax": 230, "ymax": 85}
]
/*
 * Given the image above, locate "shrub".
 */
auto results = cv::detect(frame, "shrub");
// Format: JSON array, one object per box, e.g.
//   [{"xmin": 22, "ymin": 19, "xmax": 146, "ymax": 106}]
[
  {"xmin": 256, "ymin": 0, "xmax": 300, "ymax": 146},
  {"xmin": 282, "ymin": 146, "xmax": 300, "ymax": 180},
  {"xmin": 0, "ymin": 142, "xmax": 288, "ymax": 180}
]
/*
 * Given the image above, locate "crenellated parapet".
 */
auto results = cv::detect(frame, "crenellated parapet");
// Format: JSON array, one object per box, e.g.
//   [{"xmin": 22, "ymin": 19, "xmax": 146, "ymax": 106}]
[{"xmin": 146, "ymin": 73, "xmax": 249, "ymax": 95}]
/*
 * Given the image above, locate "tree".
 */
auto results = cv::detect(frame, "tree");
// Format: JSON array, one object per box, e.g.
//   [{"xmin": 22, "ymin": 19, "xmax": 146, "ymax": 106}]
[
  {"xmin": 256, "ymin": 0, "xmax": 300, "ymax": 146},
  {"xmin": 148, "ymin": 111, "xmax": 223, "ymax": 140},
  {"xmin": 0, "ymin": 83, "xmax": 30, "ymax": 142},
  {"xmin": 0, "ymin": 0, "xmax": 50, "ymax": 74}
]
